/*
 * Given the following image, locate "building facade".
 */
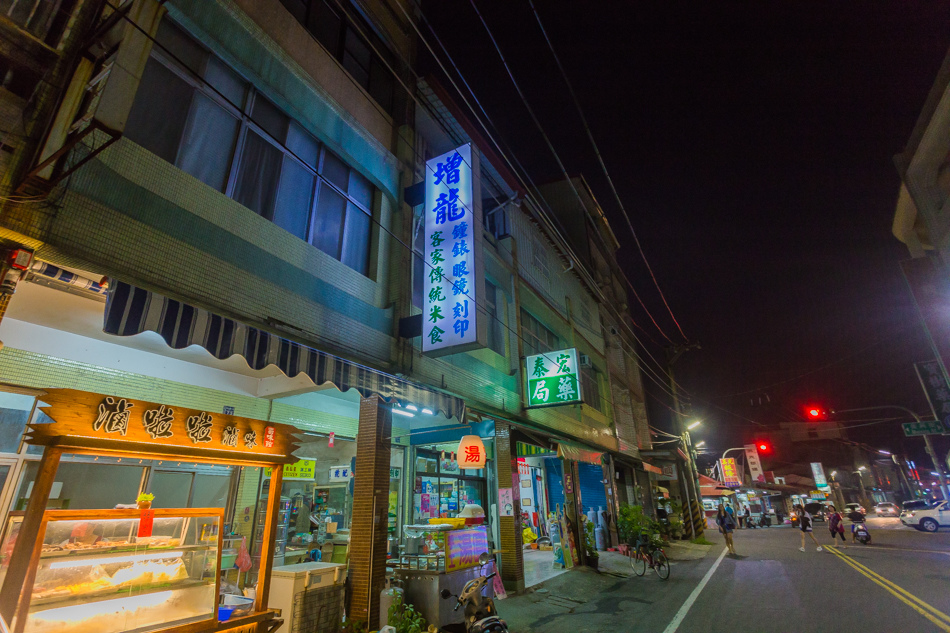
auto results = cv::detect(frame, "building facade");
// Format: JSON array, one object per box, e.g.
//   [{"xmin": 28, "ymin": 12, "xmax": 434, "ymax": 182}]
[{"xmin": 0, "ymin": 0, "xmax": 655, "ymax": 628}]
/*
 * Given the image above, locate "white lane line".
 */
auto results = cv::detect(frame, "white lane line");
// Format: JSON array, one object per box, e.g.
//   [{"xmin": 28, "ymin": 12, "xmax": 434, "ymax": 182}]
[{"xmin": 662, "ymin": 547, "xmax": 729, "ymax": 633}]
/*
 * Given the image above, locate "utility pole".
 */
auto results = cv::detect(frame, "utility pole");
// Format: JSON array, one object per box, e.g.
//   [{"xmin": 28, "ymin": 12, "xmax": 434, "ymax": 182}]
[
  {"xmin": 835, "ymin": 406, "xmax": 949, "ymax": 501},
  {"xmin": 667, "ymin": 342, "xmax": 703, "ymax": 539}
]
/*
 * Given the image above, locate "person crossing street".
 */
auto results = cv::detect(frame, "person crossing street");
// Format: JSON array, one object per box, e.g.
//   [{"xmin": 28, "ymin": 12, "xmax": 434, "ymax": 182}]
[{"xmin": 794, "ymin": 504, "xmax": 823, "ymax": 552}]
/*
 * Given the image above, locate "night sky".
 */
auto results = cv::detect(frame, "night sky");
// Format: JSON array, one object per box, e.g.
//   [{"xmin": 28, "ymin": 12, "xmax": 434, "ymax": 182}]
[{"xmin": 421, "ymin": 2, "xmax": 950, "ymax": 466}]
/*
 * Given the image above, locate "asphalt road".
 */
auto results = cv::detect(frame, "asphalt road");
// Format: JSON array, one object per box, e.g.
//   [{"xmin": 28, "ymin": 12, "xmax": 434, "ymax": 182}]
[{"xmin": 498, "ymin": 521, "xmax": 950, "ymax": 633}]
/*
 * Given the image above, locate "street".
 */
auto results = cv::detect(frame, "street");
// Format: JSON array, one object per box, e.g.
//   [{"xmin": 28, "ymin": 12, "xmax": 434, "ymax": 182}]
[{"xmin": 497, "ymin": 523, "xmax": 950, "ymax": 633}]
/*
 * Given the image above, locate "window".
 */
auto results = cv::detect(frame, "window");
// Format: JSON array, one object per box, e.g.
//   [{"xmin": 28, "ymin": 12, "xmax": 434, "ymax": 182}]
[
  {"xmin": 531, "ymin": 238, "xmax": 550, "ymax": 282},
  {"xmin": 279, "ymin": 0, "xmax": 395, "ymax": 114},
  {"xmin": 581, "ymin": 363, "xmax": 602, "ymax": 412},
  {"xmin": 484, "ymin": 280, "xmax": 506, "ymax": 356},
  {"xmin": 520, "ymin": 309, "xmax": 558, "ymax": 357},
  {"xmin": 484, "ymin": 200, "xmax": 509, "ymax": 239},
  {"xmin": 125, "ymin": 19, "xmax": 375, "ymax": 276}
]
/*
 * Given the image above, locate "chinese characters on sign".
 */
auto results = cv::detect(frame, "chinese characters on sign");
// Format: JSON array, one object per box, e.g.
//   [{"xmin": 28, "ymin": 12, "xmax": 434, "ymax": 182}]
[
  {"xmin": 525, "ymin": 348, "xmax": 583, "ymax": 407},
  {"xmin": 88, "ymin": 396, "xmax": 275, "ymax": 451},
  {"xmin": 423, "ymin": 144, "xmax": 485, "ymax": 355},
  {"xmin": 94, "ymin": 397, "xmax": 133, "ymax": 436},
  {"xmin": 915, "ymin": 360, "xmax": 950, "ymax": 433},
  {"xmin": 810, "ymin": 462, "xmax": 828, "ymax": 489},
  {"xmin": 329, "ymin": 465, "xmax": 353, "ymax": 481},
  {"xmin": 744, "ymin": 444, "xmax": 766, "ymax": 483},
  {"xmin": 719, "ymin": 458, "xmax": 741, "ymax": 487}
]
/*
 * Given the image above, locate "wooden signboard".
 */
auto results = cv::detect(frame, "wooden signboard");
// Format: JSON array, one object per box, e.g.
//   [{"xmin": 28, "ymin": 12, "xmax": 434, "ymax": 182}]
[{"xmin": 29, "ymin": 389, "xmax": 299, "ymax": 465}]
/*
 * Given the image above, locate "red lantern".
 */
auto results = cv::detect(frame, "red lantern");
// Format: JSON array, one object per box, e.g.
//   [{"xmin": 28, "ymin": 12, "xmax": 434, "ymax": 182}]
[{"xmin": 457, "ymin": 435, "xmax": 486, "ymax": 469}]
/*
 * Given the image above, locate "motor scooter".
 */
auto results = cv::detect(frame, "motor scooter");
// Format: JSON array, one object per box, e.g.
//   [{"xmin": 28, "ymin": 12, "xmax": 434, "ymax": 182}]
[
  {"xmin": 440, "ymin": 553, "xmax": 508, "ymax": 633},
  {"xmin": 853, "ymin": 521, "xmax": 871, "ymax": 544}
]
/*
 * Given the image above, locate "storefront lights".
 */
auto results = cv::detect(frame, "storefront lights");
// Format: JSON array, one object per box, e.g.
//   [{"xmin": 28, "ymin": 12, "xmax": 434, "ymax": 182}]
[{"xmin": 457, "ymin": 435, "xmax": 486, "ymax": 469}]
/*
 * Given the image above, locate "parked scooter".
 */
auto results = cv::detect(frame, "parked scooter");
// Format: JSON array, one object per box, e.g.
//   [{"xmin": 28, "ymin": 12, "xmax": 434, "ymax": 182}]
[
  {"xmin": 853, "ymin": 520, "xmax": 871, "ymax": 545},
  {"xmin": 440, "ymin": 553, "xmax": 509, "ymax": 633}
]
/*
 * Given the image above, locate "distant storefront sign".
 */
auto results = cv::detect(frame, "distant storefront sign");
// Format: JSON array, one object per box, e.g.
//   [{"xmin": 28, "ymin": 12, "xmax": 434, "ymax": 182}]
[
  {"xmin": 720, "ymin": 458, "xmax": 741, "ymax": 487},
  {"xmin": 915, "ymin": 360, "xmax": 950, "ymax": 433},
  {"xmin": 526, "ymin": 348, "xmax": 583, "ymax": 407},
  {"xmin": 744, "ymin": 444, "xmax": 765, "ymax": 483}
]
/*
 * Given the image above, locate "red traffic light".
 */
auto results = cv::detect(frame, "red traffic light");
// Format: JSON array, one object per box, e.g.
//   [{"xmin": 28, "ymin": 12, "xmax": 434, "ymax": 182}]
[
  {"xmin": 805, "ymin": 405, "xmax": 827, "ymax": 421},
  {"xmin": 758, "ymin": 443, "xmax": 768, "ymax": 451},
  {"xmin": 753, "ymin": 441, "xmax": 772, "ymax": 454}
]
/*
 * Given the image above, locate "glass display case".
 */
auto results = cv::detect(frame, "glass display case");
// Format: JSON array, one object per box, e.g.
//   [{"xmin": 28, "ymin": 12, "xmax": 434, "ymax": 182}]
[{"xmin": 3, "ymin": 508, "xmax": 223, "ymax": 633}]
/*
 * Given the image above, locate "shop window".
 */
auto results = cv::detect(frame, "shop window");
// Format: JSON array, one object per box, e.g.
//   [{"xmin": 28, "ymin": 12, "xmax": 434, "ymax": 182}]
[
  {"xmin": 124, "ymin": 18, "xmax": 376, "ymax": 276},
  {"xmin": 520, "ymin": 309, "xmax": 559, "ymax": 357},
  {"xmin": 0, "ymin": 392, "xmax": 34, "ymax": 454},
  {"xmin": 484, "ymin": 279, "xmax": 507, "ymax": 357},
  {"xmin": 14, "ymin": 461, "xmax": 145, "ymax": 511},
  {"xmin": 278, "ymin": 0, "xmax": 396, "ymax": 115}
]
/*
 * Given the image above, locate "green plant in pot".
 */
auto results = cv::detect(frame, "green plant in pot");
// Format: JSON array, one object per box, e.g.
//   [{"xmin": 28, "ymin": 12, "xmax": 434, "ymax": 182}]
[
  {"xmin": 582, "ymin": 515, "xmax": 599, "ymax": 569},
  {"xmin": 387, "ymin": 592, "xmax": 428, "ymax": 633}
]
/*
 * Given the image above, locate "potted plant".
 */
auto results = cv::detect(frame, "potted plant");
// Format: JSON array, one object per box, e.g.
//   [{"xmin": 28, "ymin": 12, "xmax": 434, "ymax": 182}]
[
  {"xmin": 582, "ymin": 515, "xmax": 599, "ymax": 570},
  {"xmin": 136, "ymin": 493, "xmax": 154, "ymax": 509}
]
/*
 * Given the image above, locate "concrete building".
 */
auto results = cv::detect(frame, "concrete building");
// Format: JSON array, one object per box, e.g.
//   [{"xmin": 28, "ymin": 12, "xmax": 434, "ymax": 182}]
[{"xmin": 0, "ymin": 0, "xmax": 657, "ymax": 628}]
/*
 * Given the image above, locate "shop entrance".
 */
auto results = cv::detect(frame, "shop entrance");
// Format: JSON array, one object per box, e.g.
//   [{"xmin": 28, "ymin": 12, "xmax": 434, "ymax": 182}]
[{"xmin": 516, "ymin": 442, "xmax": 569, "ymax": 587}]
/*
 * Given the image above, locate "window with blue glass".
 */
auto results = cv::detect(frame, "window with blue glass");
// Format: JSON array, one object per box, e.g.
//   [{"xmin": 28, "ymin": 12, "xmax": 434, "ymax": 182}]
[{"xmin": 125, "ymin": 19, "xmax": 375, "ymax": 276}]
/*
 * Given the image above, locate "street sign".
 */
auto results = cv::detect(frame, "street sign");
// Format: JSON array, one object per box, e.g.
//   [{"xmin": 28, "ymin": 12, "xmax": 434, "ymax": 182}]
[
  {"xmin": 744, "ymin": 444, "xmax": 765, "ymax": 483},
  {"xmin": 720, "ymin": 458, "xmax": 741, "ymax": 487},
  {"xmin": 901, "ymin": 419, "xmax": 946, "ymax": 437},
  {"xmin": 525, "ymin": 348, "xmax": 583, "ymax": 407}
]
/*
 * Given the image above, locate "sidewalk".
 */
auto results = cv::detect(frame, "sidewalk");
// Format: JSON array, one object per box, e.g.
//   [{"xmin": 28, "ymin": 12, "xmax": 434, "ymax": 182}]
[{"xmin": 496, "ymin": 539, "xmax": 718, "ymax": 633}]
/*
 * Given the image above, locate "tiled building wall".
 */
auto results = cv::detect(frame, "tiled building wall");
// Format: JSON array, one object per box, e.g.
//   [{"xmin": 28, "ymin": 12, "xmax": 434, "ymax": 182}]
[{"xmin": 494, "ymin": 422, "xmax": 523, "ymax": 591}]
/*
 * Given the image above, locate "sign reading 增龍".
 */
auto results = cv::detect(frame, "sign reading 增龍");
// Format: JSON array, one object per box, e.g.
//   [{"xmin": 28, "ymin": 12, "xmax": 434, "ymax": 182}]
[
  {"xmin": 29, "ymin": 388, "xmax": 297, "ymax": 464},
  {"xmin": 525, "ymin": 348, "xmax": 583, "ymax": 407},
  {"xmin": 423, "ymin": 144, "xmax": 487, "ymax": 356}
]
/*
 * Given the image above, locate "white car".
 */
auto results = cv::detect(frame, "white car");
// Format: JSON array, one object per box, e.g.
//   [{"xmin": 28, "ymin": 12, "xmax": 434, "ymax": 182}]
[{"xmin": 900, "ymin": 500, "xmax": 950, "ymax": 532}]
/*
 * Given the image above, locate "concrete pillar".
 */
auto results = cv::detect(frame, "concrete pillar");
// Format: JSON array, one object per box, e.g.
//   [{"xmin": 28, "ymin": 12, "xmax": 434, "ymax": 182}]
[
  {"xmin": 494, "ymin": 422, "xmax": 524, "ymax": 593},
  {"xmin": 347, "ymin": 396, "xmax": 392, "ymax": 629}
]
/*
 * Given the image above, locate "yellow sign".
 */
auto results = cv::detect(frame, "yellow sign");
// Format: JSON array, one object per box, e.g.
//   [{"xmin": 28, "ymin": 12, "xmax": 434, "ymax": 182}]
[{"xmin": 265, "ymin": 459, "xmax": 316, "ymax": 480}]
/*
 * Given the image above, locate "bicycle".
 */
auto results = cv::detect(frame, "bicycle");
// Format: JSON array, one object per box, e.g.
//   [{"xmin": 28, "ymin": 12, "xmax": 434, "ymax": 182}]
[{"xmin": 630, "ymin": 534, "xmax": 670, "ymax": 580}]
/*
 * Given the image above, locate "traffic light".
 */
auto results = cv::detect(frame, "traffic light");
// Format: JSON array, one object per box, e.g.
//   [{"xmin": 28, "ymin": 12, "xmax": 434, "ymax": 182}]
[
  {"xmin": 805, "ymin": 405, "xmax": 827, "ymax": 421},
  {"xmin": 754, "ymin": 441, "xmax": 772, "ymax": 454}
]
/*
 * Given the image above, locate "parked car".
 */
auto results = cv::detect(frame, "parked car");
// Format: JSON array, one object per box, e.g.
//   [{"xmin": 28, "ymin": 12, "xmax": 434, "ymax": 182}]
[
  {"xmin": 844, "ymin": 502, "xmax": 866, "ymax": 516},
  {"xmin": 803, "ymin": 502, "xmax": 827, "ymax": 522},
  {"xmin": 873, "ymin": 502, "xmax": 900, "ymax": 517},
  {"xmin": 900, "ymin": 500, "xmax": 949, "ymax": 532}
]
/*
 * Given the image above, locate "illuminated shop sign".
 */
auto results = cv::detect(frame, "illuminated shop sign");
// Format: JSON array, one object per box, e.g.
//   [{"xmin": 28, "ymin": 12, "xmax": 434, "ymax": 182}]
[{"xmin": 525, "ymin": 348, "xmax": 582, "ymax": 407}]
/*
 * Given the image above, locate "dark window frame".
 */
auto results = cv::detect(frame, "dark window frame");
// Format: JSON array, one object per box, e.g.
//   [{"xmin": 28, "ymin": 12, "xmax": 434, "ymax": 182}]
[{"xmin": 129, "ymin": 21, "xmax": 377, "ymax": 276}]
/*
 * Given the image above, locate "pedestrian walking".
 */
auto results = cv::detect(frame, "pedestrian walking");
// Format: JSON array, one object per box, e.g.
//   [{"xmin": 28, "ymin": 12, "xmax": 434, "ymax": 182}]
[
  {"xmin": 827, "ymin": 505, "xmax": 847, "ymax": 548},
  {"xmin": 794, "ymin": 504, "xmax": 823, "ymax": 552},
  {"xmin": 744, "ymin": 505, "xmax": 753, "ymax": 529},
  {"xmin": 735, "ymin": 504, "xmax": 744, "ymax": 529},
  {"xmin": 716, "ymin": 504, "xmax": 737, "ymax": 555}
]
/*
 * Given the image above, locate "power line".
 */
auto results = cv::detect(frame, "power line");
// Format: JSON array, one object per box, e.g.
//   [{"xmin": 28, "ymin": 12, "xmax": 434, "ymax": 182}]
[{"xmin": 525, "ymin": 0, "xmax": 687, "ymax": 342}]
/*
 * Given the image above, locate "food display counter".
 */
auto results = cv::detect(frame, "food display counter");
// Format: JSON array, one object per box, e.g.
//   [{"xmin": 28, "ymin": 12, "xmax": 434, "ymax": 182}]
[
  {"xmin": 393, "ymin": 525, "xmax": 491, "ymax": 628},
  {"xmin": 0, "ymin": 388, "xmax": 302, "ymax": 633},
  {"xmin": 3, "ymin": 509, "xmax": 222, "ymax": 633}
]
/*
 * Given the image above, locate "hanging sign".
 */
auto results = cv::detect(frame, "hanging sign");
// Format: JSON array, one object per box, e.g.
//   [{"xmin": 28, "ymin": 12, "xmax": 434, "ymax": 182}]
[
  {"xmin": 265, "ymin": 459, "xmax": 316, "ymax": 480},
  {"xmin": 810, "ymin": 462, "xmax": 828, "ymax": 489},
  {"xmin": 457, "ymin": 435, "xmax": 486, "ymax": 469},
  {"xmin": 525, "ymin": 348, "xmax": 583, "ymax": 407},
  {"xmin": 423, "ymin": 144, "xmax": 487, "ymax": 356},
  {"xmin": 744, "ymin": 444, "xmax": 766, "ymax": 483},
  {"xmin": 719, "ymin": 458, "xmax": 741, "ymax": 487},
  {"xmin": 30, "ymin": 389, "xmax": 297, "ymax": 464}
]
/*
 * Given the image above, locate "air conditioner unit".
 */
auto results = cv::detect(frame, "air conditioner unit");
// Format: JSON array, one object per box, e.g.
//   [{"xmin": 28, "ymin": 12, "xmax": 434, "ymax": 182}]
[{"xmin": 579, "ymin": 354, "xmax": 592, "ymax": 368}]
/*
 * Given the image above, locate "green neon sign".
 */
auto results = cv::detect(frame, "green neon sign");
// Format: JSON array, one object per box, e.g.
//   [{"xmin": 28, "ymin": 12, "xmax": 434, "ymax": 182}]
[{"xmin": 525, "ymin": 348, "xmax": 583, "ymax": 407}]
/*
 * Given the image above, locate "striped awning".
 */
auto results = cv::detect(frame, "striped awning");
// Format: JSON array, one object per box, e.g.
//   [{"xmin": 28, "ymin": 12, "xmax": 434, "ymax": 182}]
[{"xmin": 103, "ymin": 281, "xmax": 465, "ymax": 419}]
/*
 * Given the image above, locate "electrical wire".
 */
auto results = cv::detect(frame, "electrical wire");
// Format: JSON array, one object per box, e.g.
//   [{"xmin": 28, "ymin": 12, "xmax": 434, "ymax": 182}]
[{"xmin": 525, "ymin": 0, "xmax": 687, "ymax": 342}]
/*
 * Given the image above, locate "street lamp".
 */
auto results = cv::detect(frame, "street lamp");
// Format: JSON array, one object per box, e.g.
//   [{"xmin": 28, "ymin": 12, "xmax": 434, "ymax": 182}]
[
  {"xmin": 852, "ymin": 468, "xmax": 870, "ymax": 505},
  {"xmin": 695, "ymin": 441, "xmax": 706, "ymax": 447},
  {"xmin": 687, "ymin": 420, "xmax": 702, "ymax": 430},
  {"xmin": 834, "ymin": 405, "xmax": 950, "ymax": 501}
]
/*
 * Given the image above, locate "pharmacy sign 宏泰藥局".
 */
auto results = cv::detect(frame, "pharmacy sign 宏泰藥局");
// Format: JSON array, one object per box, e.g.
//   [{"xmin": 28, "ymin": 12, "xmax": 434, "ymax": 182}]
[
  {"xmin": 525, "ymin": 348, "xmax": 583, "ymax": 407},
  {"xmin": 423, "ymin": 144, "xmax": 487, "ymax": 356}
]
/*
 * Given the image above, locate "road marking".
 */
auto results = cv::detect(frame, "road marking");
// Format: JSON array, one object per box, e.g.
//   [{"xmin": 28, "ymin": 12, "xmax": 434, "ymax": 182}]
[
  {"xmin": 661, "ymin": 547, "xmax": 728, "ymax": 633},
  {"xmin": 827, "ymin": 547, "xmax": 950, "ymax": 631},
  {"xmin": 853, "ymin": 545, "xmax": 950, "ymax": 556}
]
